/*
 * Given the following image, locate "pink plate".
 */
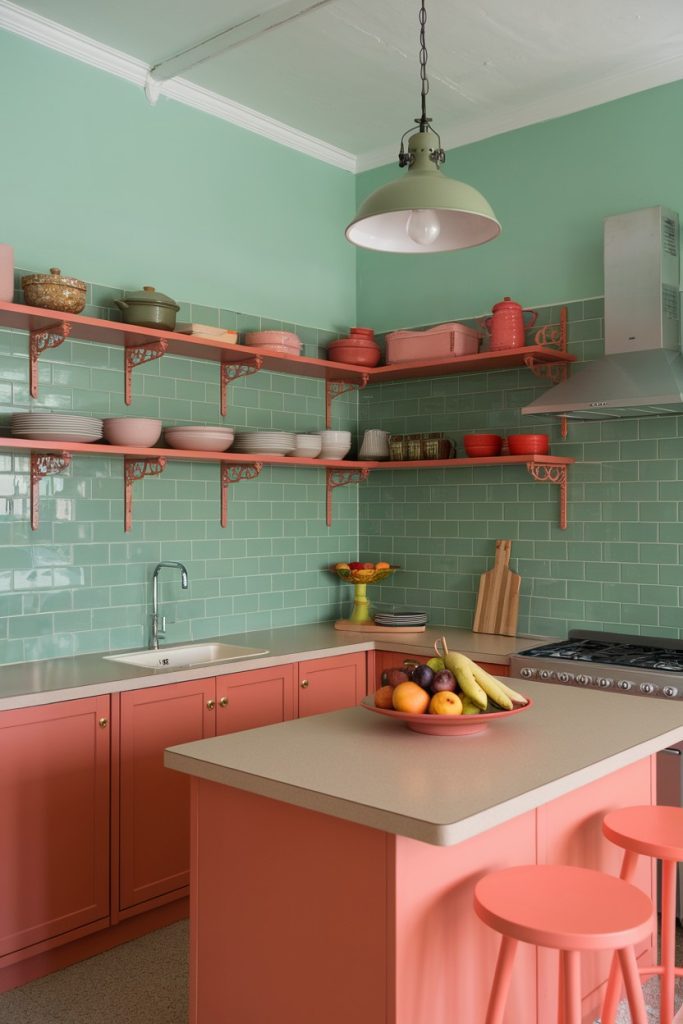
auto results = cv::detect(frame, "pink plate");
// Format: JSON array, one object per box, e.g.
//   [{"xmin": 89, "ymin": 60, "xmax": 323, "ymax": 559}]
[{"xmin": 360, "ymin": 694, "xmax": 532, "ymax": 736}]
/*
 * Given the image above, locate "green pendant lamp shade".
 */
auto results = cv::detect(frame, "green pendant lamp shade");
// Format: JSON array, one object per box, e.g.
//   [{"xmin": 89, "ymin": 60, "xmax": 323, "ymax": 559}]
[
  {"xmin": 346, "ymin": 0, "xmax": 500, "ymax": 255},
  {"xmin": 347, "ymin": 132, "xmax": 500, "ymax": 254}
]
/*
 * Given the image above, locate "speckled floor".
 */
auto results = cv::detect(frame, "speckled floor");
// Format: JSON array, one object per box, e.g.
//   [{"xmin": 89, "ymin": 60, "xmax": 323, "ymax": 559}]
[
  {"xmin": 0, "ymin": 922, "xmax": 188, "ymax": 1024},
  {"xmin": 0, "ymin": 919, "xmax": 680, "ymax": 1023}
]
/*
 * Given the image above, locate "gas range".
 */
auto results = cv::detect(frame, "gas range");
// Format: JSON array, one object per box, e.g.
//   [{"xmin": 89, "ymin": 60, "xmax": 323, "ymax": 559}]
[{"xmin": 509, "ymin": 629, "xmax": 683, "ymax": 701}]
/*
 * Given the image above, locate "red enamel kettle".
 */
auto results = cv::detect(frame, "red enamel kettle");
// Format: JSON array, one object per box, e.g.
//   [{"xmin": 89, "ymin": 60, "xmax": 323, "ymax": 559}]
[{"xmin": 478, "ymin": 297, "xmax": 538, "ymax": 351}]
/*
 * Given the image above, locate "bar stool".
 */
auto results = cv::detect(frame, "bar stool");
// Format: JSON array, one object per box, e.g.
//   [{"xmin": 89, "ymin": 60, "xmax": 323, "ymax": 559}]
[
  {"xmin": 474, "ymin": 863, "xmax": 654, "ymax": 1024},
  {"xmin": 601, "ymin": 805, "xmax": 683, "ymax": 1024}
]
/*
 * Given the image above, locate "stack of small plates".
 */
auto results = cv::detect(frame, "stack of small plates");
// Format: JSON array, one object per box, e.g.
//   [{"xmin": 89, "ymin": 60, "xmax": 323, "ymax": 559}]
[
  {"xmin": 11, "ymin": 412, "xmax": 103, "ymax": 443},
  {"xmin": 374, "ymin": 610, "xmax": 428, "ymax": 628},
  {"xmin": 231, "ymin": 431, "xmax": 296, "ymax": 456}
]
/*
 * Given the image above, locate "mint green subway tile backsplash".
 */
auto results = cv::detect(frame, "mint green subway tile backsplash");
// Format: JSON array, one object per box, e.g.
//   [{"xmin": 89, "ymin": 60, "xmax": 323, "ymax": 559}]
[
  {"xmin": 359, "ymin": 297, "xmax": 683, "ymax": 640},
  {"xmin": 0, "ymin": 275, "xmax": 358, "ymax": 664}
]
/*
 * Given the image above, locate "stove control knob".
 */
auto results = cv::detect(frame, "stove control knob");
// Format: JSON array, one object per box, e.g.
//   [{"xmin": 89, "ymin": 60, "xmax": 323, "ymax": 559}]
[
  {"xmin": 617, "ymin": 680, "xmax": 632, "ymax": 691},
  {"xmin": 519, "ymin": 667, "xmax": 535, "ymax": 679},
  {"xmin": 663, "ymin": 686, "xmax": 679, "ymax": 698},
  {"xmin": 597, "ymin": 677, "xmax": 613, "ymax": 688},
  {"xmin": 640, "ymin": 683, "xmax": 655, "ymax": 695},
  {"xmin": 558, "ymin": 672, "xmax": 574, "ymax": 683},
  {"xmin": 539, "ymin": 669, "xmax": 553, "ymax": 680},
  {"xmin": 576, "ymin": 674, "xmax": 592, "ymax": 686}
]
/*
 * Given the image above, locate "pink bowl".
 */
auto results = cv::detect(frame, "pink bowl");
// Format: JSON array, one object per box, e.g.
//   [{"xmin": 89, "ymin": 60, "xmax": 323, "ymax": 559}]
[
  {"xmin": 350, "ymin": 327, "xmax": 375, "ymax": 339},
  {"xmin": 245, "ymin": 330, "xmax": 301, "ymax": 351},
  {"xmin": 328, "ymin": 343, "xmax": 381, "ymax": 367},
  {"xmin": 331, "ymin": 335, "xmax": 379, "ymax": 348}
]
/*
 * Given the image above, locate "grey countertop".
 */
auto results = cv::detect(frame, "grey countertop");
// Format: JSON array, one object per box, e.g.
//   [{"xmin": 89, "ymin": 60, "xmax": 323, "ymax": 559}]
[
  {"xmin": 165, "ymin": 679, "xmax": 683, "ymax": 846},
  {"xmin": 0, "ymin": 623, "xmax": 542, "ymax": 710}
]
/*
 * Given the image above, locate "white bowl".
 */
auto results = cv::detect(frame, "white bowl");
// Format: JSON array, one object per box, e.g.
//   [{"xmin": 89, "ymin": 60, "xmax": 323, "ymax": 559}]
[
  {"xmin": 103, "ymin": 417, "xmax": 162, "ymax": 447},
  {"xmin": 320, "ymin": 444, "xmax": 351, "ymax": 460},
  {"xmin": 319, "ymin": 430, "xmax": 351, "ymax": 444},
  {"xmin": 293, "ymin": 435, "xmax": 322, "ymax": 458},
  {"xmin": 165, "ymin": 427, "xmax": 234, "ymax": 451}
]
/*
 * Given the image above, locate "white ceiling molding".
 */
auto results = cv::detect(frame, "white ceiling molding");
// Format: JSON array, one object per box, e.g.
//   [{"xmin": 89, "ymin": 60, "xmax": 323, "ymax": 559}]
[
  {"xmin": 357, "ymin": 50, "xmax": 683, "ymax": 172},
  {"xmin": 0, "ymin": 0, "xmax": 356, "ymax": 171}
]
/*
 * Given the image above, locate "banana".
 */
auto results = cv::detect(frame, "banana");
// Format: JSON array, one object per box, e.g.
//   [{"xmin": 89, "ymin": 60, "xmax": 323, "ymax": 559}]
[
  {"xmin": 462, "ymin": 656, "xmax": 513, "ymax": 711},
  {"xmin": 460, "ymin": 696, "xmax": 481, "ymax": 715},
  {"xmin": 442, "ymin": 650, "xmax": 488, "ymax": 710},
  {"xmin": 495, "ymin": 678, "xmax": 529, "ymax": 705}
]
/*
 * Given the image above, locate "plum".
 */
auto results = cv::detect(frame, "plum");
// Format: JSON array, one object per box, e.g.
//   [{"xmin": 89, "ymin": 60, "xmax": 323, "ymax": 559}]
[
  {"xmin": 411, "ymin": 663, "xmax": 435, "ymax": 691},
  {"xmin": 382, "ymin": 667, "xmax": 411, "ymax": 687},
  {"xmin": 431, "ymin": 669, "xmax": 456, "ymax": 693}
]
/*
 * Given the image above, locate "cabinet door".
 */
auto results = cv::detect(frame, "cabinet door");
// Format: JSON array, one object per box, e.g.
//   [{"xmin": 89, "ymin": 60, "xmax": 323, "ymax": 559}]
[
  {"xmin": 0, "ymin": 695, "xmax": 110, "ymax": 958},
  {"xmin": 298, "ymin": 653, "xmax": 366, "ymax": 717},
  {"xmin": 119, "ymin": 677, "xmax": 216, "ymax": 912},
  {"xmin": 216, "ymin": 664, "xmax": 296, "ymax": 735}
]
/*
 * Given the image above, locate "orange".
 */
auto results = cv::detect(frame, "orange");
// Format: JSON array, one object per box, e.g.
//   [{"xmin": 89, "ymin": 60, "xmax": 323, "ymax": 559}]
[
  {"xmin": 375, "ymin": 561, "xmax": 390, "ymax": 569},
  {"xmin": 429, "ymin": 691, "xmax": 463, "ymax": 716},
  {"xmin": 392, "ymin": 682, "xmax": 430, "ymax": 715},
  {"xmin": 374, "ymin": 685, "xmax": 395, "ymax": 709}
]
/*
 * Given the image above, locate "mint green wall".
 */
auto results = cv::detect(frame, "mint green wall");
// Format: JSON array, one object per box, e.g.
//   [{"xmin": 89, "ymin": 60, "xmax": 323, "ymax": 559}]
[
  {"xmin": 0, "ymin": 31, "xmax": 358, "ymax": 665},
  {"xmin": 356, "ymin": 81, "xmax": 683, "ymax": 331},
  {"xmin": 0, "ymin": 31, "xmax": 355, "ymax": 330}
]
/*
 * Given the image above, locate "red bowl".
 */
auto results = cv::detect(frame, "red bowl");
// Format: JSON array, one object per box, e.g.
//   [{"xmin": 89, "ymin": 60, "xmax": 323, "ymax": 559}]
[
  {"xmin": 330, "ymin": 335, "xmax": 379, "ymax": 348},
  {"xmin": 350, "ymin": 327, "xmax": 375, "ymax": 339},
  {"xmin": 507, "ymin": 433, "xmax": 549, "ymax": 455},
  {"xmin": 327, "ymin": 344, "xmax": 381, "ymax": 367},
  {"xmin": 463, "ymin": 434, "xmax": 502, "ymax": 457}
]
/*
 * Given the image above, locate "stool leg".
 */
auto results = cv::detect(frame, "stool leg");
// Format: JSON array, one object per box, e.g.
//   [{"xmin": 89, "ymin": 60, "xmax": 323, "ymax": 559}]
[
  {"xmin": 560, "ymin": 950, "xmax": 582, "ymax": 1024},
  {"xmin": 617, "ymin": 945, "xmax": 648, "ymax": 1024},
  {"xmin": 661, "ymin": 858, "xmax": 677, "ymax": 1024},
  {"xmin": 600, "ymin": 849, "xmax": 640, "ymax": 1024},
  {"xmin": 485, "ymin": 935, "xmax": 518, "ymax": 1024}
]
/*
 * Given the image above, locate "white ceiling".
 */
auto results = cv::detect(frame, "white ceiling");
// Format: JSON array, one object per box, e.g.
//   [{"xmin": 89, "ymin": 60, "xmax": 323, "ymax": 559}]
[{"xmin": 5, "ymin": 0, "xmax": 683, "ymax": 169}]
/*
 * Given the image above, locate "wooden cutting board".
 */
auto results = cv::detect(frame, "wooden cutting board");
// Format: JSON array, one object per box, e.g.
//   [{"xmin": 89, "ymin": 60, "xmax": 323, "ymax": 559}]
[{"xmin": 472, "ymin": 539, "xmax": 521, "ymax": 636}]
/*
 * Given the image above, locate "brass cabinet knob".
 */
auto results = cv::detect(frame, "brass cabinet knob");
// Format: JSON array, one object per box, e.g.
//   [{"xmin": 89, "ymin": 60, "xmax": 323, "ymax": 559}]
[
  {"xmin": 219, "ymin": 697, "xmax": 228, "ymax": 708},
  {"xmin": 206, "ymin": 699, "xmax": 216, "ymax": 710},
  {"xmin": 98, "ymin": 717, "xmax": 108, "ymax": 729},
  {"xmin": 403, "ymin": 660, "xmax": 419, "ymax": 671},
  {"xmin": 300, "ymin": 679, "xmax": 309, "ymax": 689}
]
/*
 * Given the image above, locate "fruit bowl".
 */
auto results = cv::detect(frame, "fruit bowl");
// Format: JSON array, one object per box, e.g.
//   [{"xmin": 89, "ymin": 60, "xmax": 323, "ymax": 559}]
[
  {"xmin": 360, "ymin": 694, "xmax": 533, "ymax": 736},
  {"xmin": 332, "ymin": 565, "xmax": 398, "ymax": 584}
]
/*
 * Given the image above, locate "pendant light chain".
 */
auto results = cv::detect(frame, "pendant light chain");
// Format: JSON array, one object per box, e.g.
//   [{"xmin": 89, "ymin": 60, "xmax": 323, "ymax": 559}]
[{"xmin": 419, "ymin": 0, "xmax": 430, "ymax": 129}]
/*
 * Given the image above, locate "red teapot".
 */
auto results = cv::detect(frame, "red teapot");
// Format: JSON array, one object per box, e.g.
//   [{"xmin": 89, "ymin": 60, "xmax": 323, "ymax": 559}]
[{"xmin": 478, "ymin": 297, "xmax": 538, "ymax": 351}]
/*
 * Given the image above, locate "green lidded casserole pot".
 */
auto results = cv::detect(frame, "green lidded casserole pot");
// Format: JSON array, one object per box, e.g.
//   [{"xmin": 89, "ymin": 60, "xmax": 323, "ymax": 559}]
[{"xmin": 115, "ymin": 285, "xmax": 180, "ymax": 330}]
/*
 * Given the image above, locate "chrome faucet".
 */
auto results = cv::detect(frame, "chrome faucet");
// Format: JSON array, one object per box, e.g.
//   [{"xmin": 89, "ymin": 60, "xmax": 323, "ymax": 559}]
[{"xmin": 150, "ymin": 561, "xmax": 189, "ymax": 649}]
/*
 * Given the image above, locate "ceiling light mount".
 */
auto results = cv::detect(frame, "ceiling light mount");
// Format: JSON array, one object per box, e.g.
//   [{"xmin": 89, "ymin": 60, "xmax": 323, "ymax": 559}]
[{"xmin": 346, "ymin": 0, "xmax": 500, "ymax": 255}]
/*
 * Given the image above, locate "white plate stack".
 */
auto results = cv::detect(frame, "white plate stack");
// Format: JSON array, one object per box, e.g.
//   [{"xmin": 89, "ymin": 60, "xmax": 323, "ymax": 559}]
[
  {"xmin": 373, "ymin": 610, "xmax": 428, "ymax": 628},
  {"xmin": 11, "ymin": 412, "xmax": 103, "ymax": 443},
  {"xmin": 231, "ymin": 431, "xmax": 296, "ymax": 456}
]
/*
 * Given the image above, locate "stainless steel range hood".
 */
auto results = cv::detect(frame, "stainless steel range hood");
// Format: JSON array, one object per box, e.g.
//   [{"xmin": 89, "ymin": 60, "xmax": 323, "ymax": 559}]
[{"xmin": 523, "ymin": 206, "xmax": 682, "ymax": 420}]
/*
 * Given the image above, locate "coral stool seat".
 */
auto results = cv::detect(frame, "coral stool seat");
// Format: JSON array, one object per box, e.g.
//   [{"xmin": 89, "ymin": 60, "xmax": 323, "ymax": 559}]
[
  {"xmin": 474, "ymin": 863, "xmax": 654, "ymax": 1024},
  {"xmin": 602, "ymin": 805, "xmax": 683, "ymax": 1024}
]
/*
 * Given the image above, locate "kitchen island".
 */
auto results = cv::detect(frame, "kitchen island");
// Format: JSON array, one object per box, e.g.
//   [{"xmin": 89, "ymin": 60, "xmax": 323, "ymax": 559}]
[{"xmin": 166, "ymin": 679, "xmax": 683, "ymax": 1024}]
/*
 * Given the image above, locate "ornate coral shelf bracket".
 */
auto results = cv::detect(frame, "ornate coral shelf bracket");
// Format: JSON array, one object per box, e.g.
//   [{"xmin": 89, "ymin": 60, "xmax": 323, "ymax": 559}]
[
  {"xmin": 525, "ymin": 306, "xmax": 569, "ymax": 381},
  {"xmin": 124, "ymin": 340, "xmax": 168, "ymax": 405},
  {"xmin": 527, "ymin": 462, "xmax": 568, "ymax": 530},
  {"xmin": 220, "ymin": 358, "xmax": 263, "ymax": 417},
  {"xmin": 29, "ymin": 322, "xmax": 72, "ymax": 398},
  {"xmin": 30, "ymin": 452, "xmax": 71, "ymax": 531},
  {"xmin": 220, "ymin": 462, "xmax": 263, "ymax": 527},
  {"xmin": 325, "ymin": 375, "xmax": 369, "ymax": 429},
  {"xmin": 123, "ymin": 457, "xmax": 166, "ymax": 532},
  {"xmin": 326, "ymin": 468, "xmax": 369, "ymax": 528}
]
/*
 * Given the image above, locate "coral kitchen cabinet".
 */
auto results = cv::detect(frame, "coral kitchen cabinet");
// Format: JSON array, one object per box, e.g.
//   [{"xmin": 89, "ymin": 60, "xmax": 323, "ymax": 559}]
[
  {"xmin": 119, "ymin": 664, "xmax": 296, "ymax": 914},
  {"xmin": 373, "ymin": 649, "xmax": 509, "ymax": 689},
  {"xmin": 0, "ymin": 696, "xmax": 111, "ymax": 961},
  {"xmin": 297, "ymin": 653, "xmax": 366, "ymax": 717}
]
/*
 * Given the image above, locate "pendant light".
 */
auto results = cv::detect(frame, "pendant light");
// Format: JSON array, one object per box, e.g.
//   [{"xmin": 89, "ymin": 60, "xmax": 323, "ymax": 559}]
[{"xmin": 345, "ymin": 1, "xmax": 501, "ymax": 254}]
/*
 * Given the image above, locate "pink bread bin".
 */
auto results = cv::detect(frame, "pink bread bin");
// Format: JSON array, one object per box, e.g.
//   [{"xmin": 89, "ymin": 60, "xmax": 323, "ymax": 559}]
[{"xmin": 385, "ymin": 322, "xmax": 480, "ymax": 365}]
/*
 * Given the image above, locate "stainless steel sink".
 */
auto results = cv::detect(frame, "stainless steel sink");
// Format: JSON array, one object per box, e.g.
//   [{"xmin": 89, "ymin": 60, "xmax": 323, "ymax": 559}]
[{"xmin": 104, "ymin": 642, "xmax": 269, "ymax": 670}]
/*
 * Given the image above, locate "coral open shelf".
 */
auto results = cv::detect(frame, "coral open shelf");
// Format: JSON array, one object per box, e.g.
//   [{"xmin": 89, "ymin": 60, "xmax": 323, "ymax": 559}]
[
  {"xmin": 0, "ymin": 438, "xmax": 573, "ymax": 532},
  {"xmin": 0, "ymin": 300, "xmax": 575, "ymax": 424}
]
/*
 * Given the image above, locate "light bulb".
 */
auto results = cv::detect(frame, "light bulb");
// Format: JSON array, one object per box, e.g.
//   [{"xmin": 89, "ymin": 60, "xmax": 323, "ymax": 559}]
[{"xmin": 406, "ymin": 209, "xmax": 441, "ymax": 246}]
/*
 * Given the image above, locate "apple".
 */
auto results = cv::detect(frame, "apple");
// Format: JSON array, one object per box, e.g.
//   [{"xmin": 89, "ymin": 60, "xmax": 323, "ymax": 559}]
[
  {"xmin": 431, "ymin": 669, "xmax": 456, "ymax": 693},
  {"xmin": 361, "ymin": 562, "xmax": 374, "ymax": 569},
  {"xmin": 382, "ymin": 667, "xmax": 410, "ymax": 687},
  {"xmin": 349, "ymin": 561, "xmax": 364, "ymax": 570},
  {"xmin": 429, "ymin": 691, "xmax": 463, "ymax": 715}
]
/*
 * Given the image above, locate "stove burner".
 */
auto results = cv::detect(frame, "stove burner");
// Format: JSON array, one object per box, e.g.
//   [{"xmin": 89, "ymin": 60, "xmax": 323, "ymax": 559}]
[{"xmin": 519, "ymin": 635, "xmax": 683, "ymax": 672}]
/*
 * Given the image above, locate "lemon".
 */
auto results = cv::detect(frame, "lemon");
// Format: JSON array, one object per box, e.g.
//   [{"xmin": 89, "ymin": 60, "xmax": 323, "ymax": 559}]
[{"xmin": 427, "ymin": 657, "xmax": 445, "ymax": 672}]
